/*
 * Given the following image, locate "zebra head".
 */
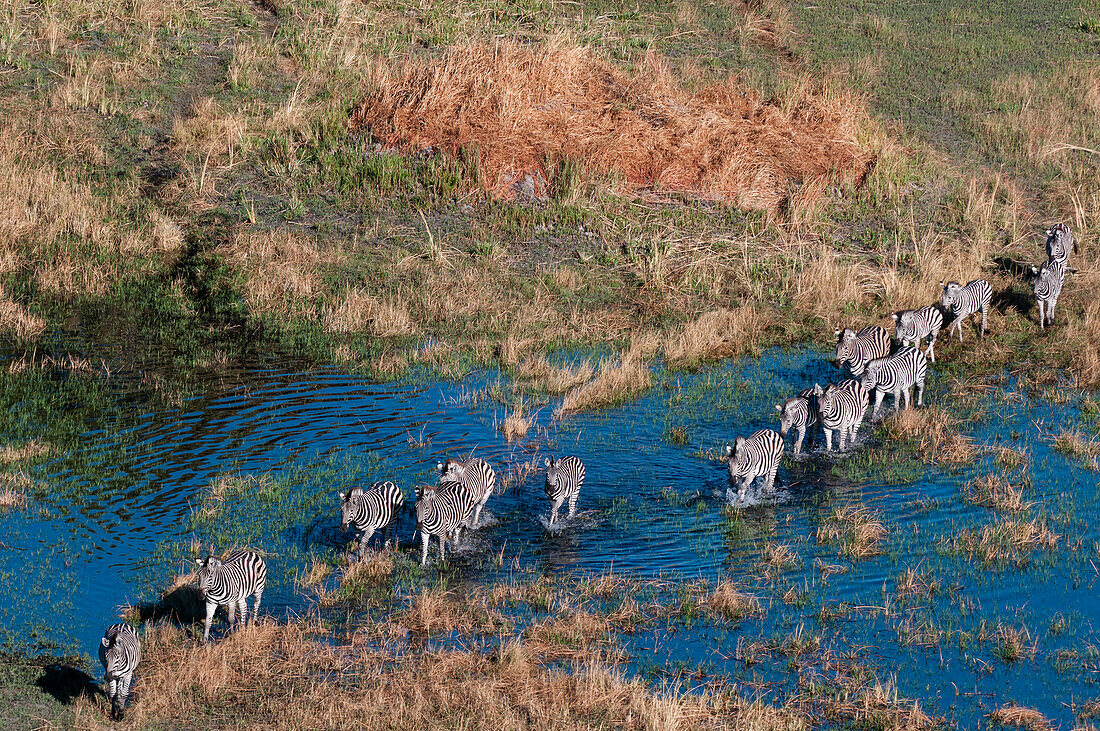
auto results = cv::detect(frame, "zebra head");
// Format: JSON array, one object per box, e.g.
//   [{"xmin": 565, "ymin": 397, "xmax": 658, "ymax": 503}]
[
  {"xmin": 941, "ymin": 281, "xmax": 962, "ymax": 308},
  {"xmin": 338, "ymin": 490, "xmax": 362, "ymax": 531},
  {"xmin": 194, "ymin": 555, "xmax": 223, "ymax": 595},
  {"xmin": 833, "ymin": 328, "xmax": 857, "ymax": 367},
  {"xmin": 100, "ymin": 632, "xmax": 126, "ymax": 677},
  {"xmin": 895, "ymin": 310, "xmax": 916, "ymax": 340},
  {"xmin": 544, "ymin": 457, "xmax": 560, "ymax": 489},
  {"xmin": 777, "ymin": 397, "xmax": 804, "ymax": 437},
  {"xmin": 859, "ymin": 358, "xmax": 886, "ymax": 391},
  {"xmin": 438, "ymin": 458, "xmax": 465, "ymax": 482},
  {"xmin": 726, "ymin": 436, "xmax": 750, "ymax": 480}
]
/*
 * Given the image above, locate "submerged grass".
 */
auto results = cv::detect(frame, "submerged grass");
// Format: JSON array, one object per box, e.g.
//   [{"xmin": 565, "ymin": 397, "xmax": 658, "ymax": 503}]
[{"xmin": 816, "ymin": 504, "xmax": 887, "ymax": 560}]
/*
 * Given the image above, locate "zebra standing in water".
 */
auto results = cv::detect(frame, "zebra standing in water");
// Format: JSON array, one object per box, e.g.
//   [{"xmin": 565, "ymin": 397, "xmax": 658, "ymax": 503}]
[
  {"xmin": 834, "ymin": 326, "xmax": 891, "ymax": 376},
  {"xmin": 776, "ymin": 387, "xmax": 817, "ymax": 454},
  {"xmin": 544, "ymin": 456, "xmax": 585, "ymax": 528},
  {"xmin": 415, "ymin": 480, "xmax": 476, "ymax": 565},
  {"xmin": 812, "ymin": 379, "xmax": 868, "ymax": 451},
  {"xmin": 725, "ymin": 429, "xmax": 784, "ymax": 501},
  {"xmin": 194, "ymin": 550, "xmax": 266, "ymax": 643},
  {"xmin": 1032, "ymin": 260, "xmax": 1065, "ymax": 330},
  {"xmin": 100, "ymin": 623, "xmax": 140, "ymax": 720},
  {"xmin": 860, "ymin": 347, "xmax": 928, "ymax": 419},
  {"xmin": 1045, "ymin": 223, "xmax": 1077, "ymax": 266},
  {"xmin": 438, "ymin": 457, "xmax": 496, "ymax": 529},
  {"xmin": 338, "ymin": 481, "xmax": 405, "ymax": 558},
  {"xmin": 892, "ymin": 305, "xmax": 944, "ymax": 362},
  {"xmin": 941, "ymin": 279, "xmax": 993, "ymax": 342}
]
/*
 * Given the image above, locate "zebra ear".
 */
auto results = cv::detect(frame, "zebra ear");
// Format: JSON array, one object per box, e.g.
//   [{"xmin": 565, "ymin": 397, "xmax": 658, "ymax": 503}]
[
  {"xmin": 724, "ymin": 443, "xmax": 732, "ymax": 457},
  {"xmin": 1030, "ymin": 266, "xmax": 1038, "ymax": 274},
  {"xmin": 891, "ymin": 312, "xmax": 898, "ymax": 321},
  {"xmin": 194, "ymin": 558, "xmax": 204, "ymax": 567},
  {"xmin": 338, "ymin": 492, "xmax": 345, "ymax": 501},
  {"xmin": 436, "ymin": 462, "xmax": 443, "ymax": 472},
  {"xmin": 775, "ymin": 404, "xmax": 782, "ymax": 412},
  {"xmin": 543, "ymin": 457, "xmax": 551, "ymax": 467},
  {"xmin": 101, "ymin": 637, "xmax": 110, "ymax": 647},
  {"xmin": 734, "ymin": 437, "xmax": 745, "ymax": 454},
  {"xmin": 813, "ymin": 383, "xmax": 824, "ymax": 396}
]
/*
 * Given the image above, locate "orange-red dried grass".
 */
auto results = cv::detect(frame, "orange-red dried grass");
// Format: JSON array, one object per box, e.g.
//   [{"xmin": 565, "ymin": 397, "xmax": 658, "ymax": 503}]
[{"xmin": 350, "ymin": 42, "xmax": 868, "ymax": 210}]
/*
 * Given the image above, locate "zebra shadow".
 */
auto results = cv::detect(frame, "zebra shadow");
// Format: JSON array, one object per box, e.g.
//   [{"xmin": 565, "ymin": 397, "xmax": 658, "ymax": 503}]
[
  {"xmin": 991, "ymin": 287, "xmax": 1033, "ymax": 317},
  {"xmin": 127, "ymin": 580, "xmax": 206, "ymax": 625},
  {"xmin": 992, "ymin": 255, "xmax": 1035, "ymax": 281},
  {"xmin": 35, "ymin": 661, "xmax": 98, "ymax": 705}
]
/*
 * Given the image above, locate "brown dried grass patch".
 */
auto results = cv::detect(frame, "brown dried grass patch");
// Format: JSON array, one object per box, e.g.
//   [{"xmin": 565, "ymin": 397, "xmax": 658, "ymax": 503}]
[
  {"xmin": 962, "ymin": 474, "xmax": 1029, "ymax": 513},
  {"xmin": 702, "ymin": 582, "xmax": 763, "ymax": 621},
  {"xmin": 555, "ymin": 346, "xmax": 651, "ymax": 416},
  {"xmin": 988, "ymin": 705, "xmax": 1055, "ymax": 730},
  {"xmin": 351, "ymin": 41, "xmax": 867, "ymax": 211},
  {"xmin": 323, "ymin": 287, "xmax": 418, "ymax": 337},
  {"xmin": 663, "ymin": 306, "xmax": 766, "ymax": 367},
  {"xmin": 500, "ymin": 405, "xmax": 532, "ymax": 442},
  {"xmin": 884, "ymin": 407, "xmax": 976, "ymax": 464},
  {"xmin": 1054, "ymin": 428, "xmax": 1100, "ymax": 470},
  {"xmin": 816, "ymin": 504, "xmax": 887, "ymax": 559}
]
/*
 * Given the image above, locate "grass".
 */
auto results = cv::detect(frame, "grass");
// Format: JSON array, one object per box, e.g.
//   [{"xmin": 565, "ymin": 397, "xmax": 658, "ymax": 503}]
[
  {"xmin": 816, "ymin": 504, "xmax": 887, "ymax": 559},
  {"xmin": 942, "ymin": 518, "xmax": 1060, "ymax": 567},
  {"xmin": 988, "ymin": 705, "xmax": 1056, "ymax": 730},
  {"xmin": 962, "ymin": 473, "xmax": 1030, "ymax": 513},
  {"xmin": 1053, "ymin": 428, "xmax": 1100, "ymax": 470}
]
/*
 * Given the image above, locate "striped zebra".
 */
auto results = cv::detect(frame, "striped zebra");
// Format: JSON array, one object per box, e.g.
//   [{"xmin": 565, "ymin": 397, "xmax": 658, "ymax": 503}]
[
  {"xmin": 834, "ymin": 326, "xmax": 891, "ymax": 376},
  {"xmin": 437, "ymin": 457, "xmax": 496, "ymax": 529},
  {"xmin": 194, "ymin": 550, "xmax": 266, "ymax": 643},
  {"xmin": 100, "ymin": 623, "xmax": 140, "ymax": 720},
  {"xmin": 776, "ymin": 387, "xmax": 817, "ymax": 454},
  {"xmin": 860, "ymin": 346, "xmax": 927, "ymax": 419},
  {"xmin": 415, "ymin": 480, "xmax": 476, "ymax": 565},
  {"xmin": 1045, "ymin": 223, "xmax": 1077, "ymax": 266},
  {"xmin": 940, "ymin": 279, "xmax": 992, "ymax": 342},
  {"xmin": 724, "ymin": 429, "xmax": 783, "ymax": 501},
  {"xmin": 1032, "ymin": 259, "xmax": 1065, "ymax": 330},
  {"xmin": 892, "ymin": 305, "xmax": 944, "ymax": 363},
  {"xmin": 812, "ymin": 379, "xmax": 868, "ymax": 451},
  {"xmin": 339, "ymin": 481, "xmax": 405, "ymax": 559},
  {"xmin": 544, "ymin": 456, "xmax": 585, "ymax": 528}
]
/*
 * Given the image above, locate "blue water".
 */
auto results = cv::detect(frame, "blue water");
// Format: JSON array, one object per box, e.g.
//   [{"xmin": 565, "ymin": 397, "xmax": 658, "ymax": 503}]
[{"xmin": 0, "ymin": 347, "xmax": 1096, "ymax": 727}]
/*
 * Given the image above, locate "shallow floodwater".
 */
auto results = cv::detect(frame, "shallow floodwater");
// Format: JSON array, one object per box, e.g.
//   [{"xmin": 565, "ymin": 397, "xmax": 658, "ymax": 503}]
[{"xmin": 1, "ymin": 347, "xmax": 1097, "ymax": 727}]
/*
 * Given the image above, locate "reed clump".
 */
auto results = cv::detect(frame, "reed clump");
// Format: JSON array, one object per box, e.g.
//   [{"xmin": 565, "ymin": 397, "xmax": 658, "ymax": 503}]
[
  {"xmin": 555, "ymin": 347, "xmax": 651, "ymax": 416},
  {"xmin": 350, "ymin": 41, "xmax": 868, "ymax": 211},
  {"xmin": 816, "ymin": 504, "xmax": 887, "ymax": 559},
  {"xmin": 962, "ymin": 474, "xmax": 1030, "ymax": 513},
  {"xmin": 987, "ymin": 705, "xmax": 1055, "ymax": 730}
]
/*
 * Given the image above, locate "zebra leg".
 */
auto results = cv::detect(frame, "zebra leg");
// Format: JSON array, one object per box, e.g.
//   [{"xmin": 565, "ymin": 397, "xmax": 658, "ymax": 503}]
[
  {"xmin": 358, "ymin": 527, "xmax": 376, "ymax": 560},
  {"xmin": 252, "ymin": 587, "xmax": 262, "ymax": 622},
  {"xmin": 438, "ymin": 533, "xmax": 446, "ymax": 563},
  {"xmin": 766, "ymin": 464, "xmax": 778, "ymax": 492},
  {"xmin": 420, "ymin": 531, "xmax": 430, "ymax": 565},
  {"xmin": 901, "ymin": 386, "xmax": 911, "ymax": 412},
  {"xmin": 549, "ymin": 497, "xmax": 563, "ymax": 528},
  {"xmin": 109, "ymin": 678, "xmax": 120, "ymax": 719},
  {"xmin": 470, "ymin": 502, "xmax": 483, "ymax": 530},
  {"xmin": 118, "ymin": 673, "xmax": 132, "ymax": 716},
  {"xmin": 824, "ymin": 428, "xmax": 834, "ymax": 452},
  {"xmin": 793, "ymin": 429, "xmax": 803, "ymax": 455},
  {"xmin": 227, "ymin": 600, "xmax": 236, "ymax": 629},
  {"xmin": 927, "ymin": 334, "xmax": 937, "ymax": 363},
  {"xmin": 567, "ymin": 494, "xmax": 578, "ymax": 520},
  {"xmin": 980, "ymin": 305, "xmax": 987, "ymax": 337},
  {"xmin": 838, "ymin": 428, "xmax": 847, "ymax": 451},
  {"xmin": 916, "ymin": 377, "xmax": 925, "ymax": 407},
  {"xmin": 1048, "ymin": 299, "xmax": 1057, "ymax": 326},
  {"xmin": 956, "ymin": 319, "xmax": 964, "ymax": 343},
  {"xmin": 871, "ymin": 391, "xmax": 884, "ymax": 421},
  {"xmin": 238, "ymin": 596, "xmax": 248, "ymax": 629},
  {"xmin": 1037, "ymin": 300, "xmax": 1045, "ymax": 330},
  {"xmin": 202, "ymin": 600, "xmax": 216, "ymax": 643}
]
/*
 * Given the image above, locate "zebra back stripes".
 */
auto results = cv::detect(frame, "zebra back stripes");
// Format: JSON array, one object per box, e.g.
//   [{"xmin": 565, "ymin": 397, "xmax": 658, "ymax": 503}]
[
  {"xmin": 893, "ymin": 305, "xmax": 944, "ymax": 362},
  {"xmin": 416, "ymin": 480, "xmax": 476, "ymax": 565},
  {"xmin": 544, "ymin": 456, "xmax": 585, "ymax": 528},
  {"xmin": 438, "ymin": 457, "xmax": 496, "ymax": 529},
  {"xmin": 834, "ymin": 326, "xmax": 891, "ymax": 376},
  {"xmin": 725, "ymin": 428, "xmax": 783, "ymax": 500},
  {"xmin": 1045, "ymin": 223, "xmax": 1076, "ymax": 266},
  {"xmin": 1032, "ymin": 260, "xmax": 1065, "ymax": 330},
  {"xmin": 861, "ymin": 346, "xmax": 927, "ymax": 418},
  {"xmin": 100, "ymin": 623, "xmax": 140, "ymax": 719},
  {"xmin": 776, "ymin": 387, "xmax": 817, "ymax": 454},
  {"xmin": 813, "ymin": 379, "xmax": 867, "ymax": 451},
  {"xmin": 941, "ymin": 279, "xmax": 992, "ymax": 342},
  {"xmin": 339, "ymin": 481, "xmax": 405, "ymax": 557},
  {"xmin": 195, "ymin": 550, "xmax": 266, "ymax": 642}
]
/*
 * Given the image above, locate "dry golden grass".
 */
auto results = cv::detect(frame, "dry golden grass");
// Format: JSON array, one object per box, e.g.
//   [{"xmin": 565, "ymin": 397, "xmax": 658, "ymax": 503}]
[
  {"xmin": 988, "ymin": 705, "xmax": 1055, "ymax": 730},
  {"xmin": 0, "ymin": 486, "xmax": 27, "ymax": 510},
  {"xmin": 962, "ymin": 474, "xmax": 1030, "ymax": 513},
  {"xmin": 517, "ymin": 355, "xmax": 597, "ymax": 394},
  {"xmin": 816, "ymin": 504, "xmax": 887, "ymax": 559},
  {"xmin": 1053, "ymin": 428, "xmax": 1100, "ymax": 470},
  {"xmin": 883, "ymin": 407, "xmax": 977, "ymax": 464},
  {"xmin": 988, "ymin": 623, "xmax": 1037, "ymax": 663},
  {"xmin": 499, "ymin": 405, "xmax": 532, "ymax": 442},
  {"xmin": 702, "ymin": 582, "xmax": 764, "ymax": 621},
  {"xmin": 663, "ymin": 306, "xmax": 766, "ymax": 367},
  {"xmin": 323, "ymin": 287, "xmax": 418, "ymax": 338},
  {"xmin": 950, "ymin": 518, "xmax": 1060, "ymax": 565},
  {"xmin": 0, "ymin": 439, "xmax": 51, "ymax": 464},
  {"xmin": 351, "ymin": 41, "xmax": 867, "ymax": 211},
  {"xmin": 764, "ymin": 543, "xmax": 801, "ymax": 570},
  {"xmin": 555, "ymin": 346, "xmax": 651, "ymax": 416},
  {"xmin": 894, "ymin": 565, "xmax": 937, "ymax": 602},
  {"xmin": 70, "ymin": 621, "xmax": 810, "ymax": 730}
]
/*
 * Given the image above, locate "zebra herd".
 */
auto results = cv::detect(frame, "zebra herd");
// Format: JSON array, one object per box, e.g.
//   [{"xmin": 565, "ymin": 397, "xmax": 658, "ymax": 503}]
[
  {"xmin": 735, "ymin": 224, "xmax": 1077, "ymax": 503},
  {"xmin": 94, "ymin": 224, "xmax": 1076, "ymax": 719}
]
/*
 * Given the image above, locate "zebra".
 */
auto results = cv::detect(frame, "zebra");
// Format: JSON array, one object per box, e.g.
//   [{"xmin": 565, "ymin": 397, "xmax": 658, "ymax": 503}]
[
  {"xmin": 415, "ymin": 480, "xmax": 476, "ymax": 565},
  {"xmin": 812, "ymin": 379, "xmax": 868, "ymax": 451},
  {"xmin": 834, "ymin": 326, "xmax": 891, "ymax": 376},
  {"xmin": 776, "ymin": 387, "xmax": 817, "ymax": 454},
  {"xmin": 194, "ymin": 550, "xmax": 266, "ymax": 643},
  {"xmin": 437, "ymin": 457, "xmax": 496, "ymax": 529},
  {"xmin": 1032, "ymin": 259, "xmax": 1065, "ymax": 330},
  {"xmin": 892, "ymin": 305, "xmax": 944, "ymax": 363},
  {"xmin": 100, "ymin": 623, "xmax": 140, "ymax": 720},
  {"xmin": 544, "ymin": 456, "xmax": 585, "ymax": 528},
  {"xmin": 724, "ymin": 429, "xmax": 783, "ymax": 501},
  {"xmin": 860, "ymin": 346, "xmax": 927, "ymax": 419},
  {"xmin": 940, "ymin": 279, "xmax": 992, "ymax": 342},
  {"xmin": 338, "ymin": 481, "xmax": 404, "ymax": 559},
  {"xmin": 1045, "ymin": 223, "xmax": 1077, "ymax": 266}
]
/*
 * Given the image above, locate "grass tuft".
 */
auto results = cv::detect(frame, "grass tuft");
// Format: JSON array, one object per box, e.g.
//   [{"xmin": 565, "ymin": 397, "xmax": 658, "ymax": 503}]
[{"xmin": 816, "ymin": 504, "xmax": 887, "ymax": 559}]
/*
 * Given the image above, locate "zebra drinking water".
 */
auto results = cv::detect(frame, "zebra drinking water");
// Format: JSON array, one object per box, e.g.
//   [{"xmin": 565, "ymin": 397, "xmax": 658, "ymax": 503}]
[
  {"xmin": 1045, "ymin": 223, "xmax": 1077, "ymax": 266},
  {"xmin": 860, "ymin": 346, "xmax": 927, "ymax": 419},
  {"xmin": 437, "ymin": 457, "xmax": 496, "ymax": 529},
  {"xmin": 416, "ymin": 480, "xmax": 476, "ymax": 565},
  {"xmin": 339, "ymin": 481, "xmax": 405, "ymax": 559},
  {"xmin": 892, "ymin": 305, "xmax": 944, "ymax": 363},
  {"xmin": 194, "ymin": 550, "xmax": 266, "ymax": 643},
  {"xmin": 724, "ymin": 429, "xmax": 783, "ymax": 501},
  {"xmin": 812, "ymin": 379, "xmax": 868, "ymax": 451},
  {"xmin": 776, "ymin": 387, "xmax": 817, "ymax": 454},
  {"xmin": 100, "ymin": 623, "xmax": 140, "ymax": 720},
  {"xmin": 544, "ymin": 455, "xmax": 585, "ymax": 528},
  {"xmin": 834, "ymin": 326, "xmax": 891, "ymax": 376},
  {"xmin": 1032, "ymin": 259, "xmax": 1065, "ymax": 330},
  {"xmin": 941, "ymin": 279, "xmax": 992, "ymax": 342}
]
